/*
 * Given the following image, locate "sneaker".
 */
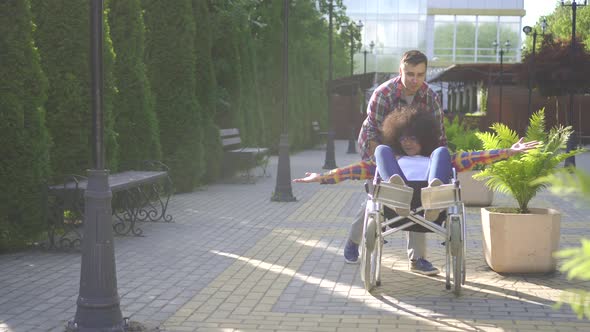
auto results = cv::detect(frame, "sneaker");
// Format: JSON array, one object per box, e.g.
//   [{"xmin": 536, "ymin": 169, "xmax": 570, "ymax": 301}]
[
  {"xmin": 424, "ymin": 178, "xmax": 443, "ymax": 221},
  {"xmin": 410, "ymin": 258, "xmax": 440, "ymax": 276},
  {"xmin": 386, "ymin": 174, "xmax": 410, "ymax": 216},
  {"xmin": 343, "ymin": 239, "xmax": 359, "ymax": 264}
]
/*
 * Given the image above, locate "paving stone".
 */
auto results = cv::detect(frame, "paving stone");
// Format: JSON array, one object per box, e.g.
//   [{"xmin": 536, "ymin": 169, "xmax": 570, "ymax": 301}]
[{"xmin": 2, "ymin": 142, "xmax": 590, "ymax": 331}]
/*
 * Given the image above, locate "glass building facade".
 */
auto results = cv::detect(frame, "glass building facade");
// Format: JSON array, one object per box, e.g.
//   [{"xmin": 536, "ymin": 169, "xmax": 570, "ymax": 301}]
[{"xmin": 343, "ymin": 0, "xmax": 525, "ymax": 73}]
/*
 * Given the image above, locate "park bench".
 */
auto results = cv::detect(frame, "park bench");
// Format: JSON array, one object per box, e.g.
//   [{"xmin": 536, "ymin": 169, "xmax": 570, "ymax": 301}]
[
  {"xmin": 312, "ymin": 120, "xmax": 328, "ymax": 148},
  {"xmin": 220, "ymin": 128, "xmax": 269, "ymax": 183},
  {"xmin": 45, "ymin": 160, "xmax": 174, "ymax": 249}
]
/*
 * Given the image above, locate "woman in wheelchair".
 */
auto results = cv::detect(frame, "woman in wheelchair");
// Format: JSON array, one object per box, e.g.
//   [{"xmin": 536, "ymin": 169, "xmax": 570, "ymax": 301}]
[
  {"xmin": 294, "ymin": 108, "xmax": 537, "ymax": 193},
  {"xmin": 294, "ymin": 108, "xmax": 538, "ymax": 275}
]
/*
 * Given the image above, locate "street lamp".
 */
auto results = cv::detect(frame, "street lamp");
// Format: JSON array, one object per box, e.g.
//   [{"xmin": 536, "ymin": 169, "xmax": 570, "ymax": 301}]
[
  {"xmin": 271, "ymin": 0, "xmax": 296, "ymax": 201},
  {"xmin": 323, "ymin": 0, "xmax": 337, "ymax": 169},
  {"xmin": 341, "ymin": 20, "xmax": 362, "ymax": 154},
  {"xmin": 560, "ymin": 0, "xmax": 586, "ymax": 167},
  {"xmin": 362, "ymin": 41, "xmax": 375, "ymax": 74},
  {"xmin": 493, "ymin": 39, "xmax": 510, "ymax": 123},
  {"xmin": 523, "ymin": 18, "xmax": 548, "ymax": 120},
  {"xmin": 69, "ymin": 0, "xmax": 125, "ymax": 330}
]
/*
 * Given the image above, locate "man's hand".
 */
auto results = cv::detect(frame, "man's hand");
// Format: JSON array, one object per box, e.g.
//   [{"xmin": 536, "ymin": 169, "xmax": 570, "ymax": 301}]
[{"xmin": 293, "ymin": 172, "xmax": 321, "ymax": 183}]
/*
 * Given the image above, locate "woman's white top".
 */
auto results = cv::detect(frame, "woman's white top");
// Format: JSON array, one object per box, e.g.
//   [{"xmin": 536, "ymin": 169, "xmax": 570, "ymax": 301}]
[{"xmin": 398, "ymin": 155, "xmax": 430, "ymax": 181}]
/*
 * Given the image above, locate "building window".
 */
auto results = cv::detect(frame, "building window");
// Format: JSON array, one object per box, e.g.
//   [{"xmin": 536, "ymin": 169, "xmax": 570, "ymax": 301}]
[
  {"xmin": 433, "ymin": 15, "xmax": 455, "ymax": 62},
  {"xmin": 434, "ymin": 14, "xmax": 521, "ymax": 64}
]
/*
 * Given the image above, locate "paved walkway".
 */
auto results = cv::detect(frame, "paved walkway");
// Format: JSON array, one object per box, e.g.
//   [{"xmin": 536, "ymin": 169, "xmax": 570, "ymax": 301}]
[{"xmin": 1, "ymin": 140, "xmax": 590, "ymax": 332}]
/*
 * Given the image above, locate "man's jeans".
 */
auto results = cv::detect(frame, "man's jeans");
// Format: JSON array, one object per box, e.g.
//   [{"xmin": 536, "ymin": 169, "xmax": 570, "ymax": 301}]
[{"xmin": 348, "ymin": 199, "xmax": 426, "ymax": 260}]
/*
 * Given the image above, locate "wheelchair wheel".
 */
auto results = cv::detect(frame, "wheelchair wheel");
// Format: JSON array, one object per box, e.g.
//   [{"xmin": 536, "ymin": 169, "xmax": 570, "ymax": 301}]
[
  {"xmin": 450, "ymin": 215, "xmax": 463, "ymax": 295},
  {"xmin": 361, "ymin": 215, "xmax": 378, "ymax": 291}
]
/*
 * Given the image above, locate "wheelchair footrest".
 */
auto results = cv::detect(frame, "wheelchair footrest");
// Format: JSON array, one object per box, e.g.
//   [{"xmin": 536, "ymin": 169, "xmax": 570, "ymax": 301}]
[
  {"xmin": 373, "ymin": 181, "xmax": 413, "ymax": 210},
  {"xmin": 421, "ymin": 184, "xmax": 457, "ymax": 209}
]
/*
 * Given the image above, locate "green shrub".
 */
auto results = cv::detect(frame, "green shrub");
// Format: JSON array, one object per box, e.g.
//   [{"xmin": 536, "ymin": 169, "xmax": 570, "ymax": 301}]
[
  {"xmin": 537, "ymin": 167, "xmax": 590, "ymax": 319},
  {"xmin": 0, "ymin": 0, "xmax": 51, "ymax": 251},
  {"xmin": 109, "ymin": 0, "xmax": 161, "ymax": 171},
  {"xmin": 192, "ymin": 0, "xmax": 222, "ymax": 182},
  {"xmin": 31, "ymin": 0, "xmax": 118, "ymax": 176},
  {"xmin": 444, "ymin": 116, "xmax": 483, "ymax": 152},
  {"xmin": 143, "ymin": 0, "xmax": 205, "ymax": 192}
]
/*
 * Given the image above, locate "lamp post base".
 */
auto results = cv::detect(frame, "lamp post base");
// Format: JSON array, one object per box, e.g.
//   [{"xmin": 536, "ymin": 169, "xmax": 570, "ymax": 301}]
[
  {"xmin": 565, "ymin": 136, "xmax": 577, "ymax": 168},
  {"xmin": 67, "ymin": 318, "xmax": 160, "ymax": 332},
  {"xmin": 323, "ymin": 131, "xmax": 338, "ymax": 169},
  {"xmin": 271, "ymin": 134, "xmax": 296, "ymax": 202},
  {"xmin": 70, "ymin": 169, "xmax": 124, "ymax": 331},
  {"xmin": 346, "ymin": 127, "xmax": 357, "ymax": 154}
]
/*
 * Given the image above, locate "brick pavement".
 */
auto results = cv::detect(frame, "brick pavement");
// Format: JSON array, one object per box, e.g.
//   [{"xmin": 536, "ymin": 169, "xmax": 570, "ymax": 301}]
[{"xmin": 1, "ymin": 141, "xmax": 590, "ymax": 331}]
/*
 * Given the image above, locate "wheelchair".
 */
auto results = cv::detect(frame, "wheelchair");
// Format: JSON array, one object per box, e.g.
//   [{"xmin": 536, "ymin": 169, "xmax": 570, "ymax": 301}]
[{"xmin": 360, "ymin": 170, "xmax": 466, "ymax": 295}]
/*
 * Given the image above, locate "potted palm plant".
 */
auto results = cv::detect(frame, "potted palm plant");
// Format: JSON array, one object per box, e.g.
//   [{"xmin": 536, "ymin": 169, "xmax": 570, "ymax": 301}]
[{"xmin": 473, "ymin": 108, "xmax": 582, "ymax": 273}]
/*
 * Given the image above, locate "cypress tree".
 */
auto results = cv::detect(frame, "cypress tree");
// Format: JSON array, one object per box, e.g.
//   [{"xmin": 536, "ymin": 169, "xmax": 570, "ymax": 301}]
[
  {"xmin": 237, "ymin": 26, "xmax": 265, "ymax": 147},
  {"xmin": 0, "ymin": 0, "xmax": 51, "ymax": 250},
  {"xmin": 31, "ymin": 0, "xmax": 118, "ymax": 177},
  {"xmin": 209, "ymin": 1, "xmax": 245, "ymax": 131},
  {"xmin": 249, "ymin": 0, "xmax": 283, "ymax": 146},
  {"xmin": 108, "ymin": 0, "xmax": 161, "ymax": 171},
  {"xmin": 192, "ymin": 0, "xmax": 222, "ymax": 182},
  {"xmin": 143, "ymin": 0, "xmax": 205, "ymax": 191}
]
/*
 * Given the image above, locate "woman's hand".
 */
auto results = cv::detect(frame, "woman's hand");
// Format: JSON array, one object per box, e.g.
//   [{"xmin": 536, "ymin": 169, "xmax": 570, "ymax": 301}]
[
  {"xmin": 292, "ymin": 172, "xmax": 321, "ymax": 183},
  {"xmin": 509, "ymin": 138, "xmax": 541, "ymax": 156}
]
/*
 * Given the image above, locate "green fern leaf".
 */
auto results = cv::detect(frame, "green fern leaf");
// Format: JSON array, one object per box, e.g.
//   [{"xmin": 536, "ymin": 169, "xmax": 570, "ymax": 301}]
[{"xmin": 526, "ymin": 108, "xmax": 547, "ymax": 142}]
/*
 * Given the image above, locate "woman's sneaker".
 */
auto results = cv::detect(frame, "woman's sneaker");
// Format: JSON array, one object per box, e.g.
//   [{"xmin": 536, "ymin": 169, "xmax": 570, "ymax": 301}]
[
  {"xmin": 386, "ymin": 174, "xmax": 410, "ymax": 216},
  {"xmin": 410, "ymin": 258, "xmax": 440, "ymax": 276},
  {"xmin": 343, "ymin": 239, "xmax": 359, "ymax": 264},
  {"xmin": 424, "ymin": 178, "xmax": 444, "ymax": 221}
]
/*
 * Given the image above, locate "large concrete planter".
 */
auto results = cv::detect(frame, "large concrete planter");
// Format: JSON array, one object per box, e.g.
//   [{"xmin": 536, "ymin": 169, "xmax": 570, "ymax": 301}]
[
  {"xmin": 458, "ymin": 170, "xmax": 493, "ymax": 206},
  {"xmin": 481, "ymin": 207, "xmax": 561, "ymax": 273}
]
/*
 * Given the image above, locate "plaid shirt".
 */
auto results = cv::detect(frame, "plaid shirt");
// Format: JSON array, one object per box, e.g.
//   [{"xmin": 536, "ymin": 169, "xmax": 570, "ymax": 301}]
[
  {"xmin": 358, "ymin": 76, "xmax": 446, "ymax": 160},
  {"xmin": 318, "ymin": 149, "xmax": 512, "ymax": 184}
]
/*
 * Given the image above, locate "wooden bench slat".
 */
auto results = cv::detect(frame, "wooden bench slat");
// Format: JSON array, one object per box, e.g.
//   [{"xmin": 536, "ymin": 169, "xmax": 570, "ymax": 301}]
[
  {"xmin": 220, "ymin": 128, "xmax": 240, "ymax": 137},
  {"xmin": 222, "ymin": 136, "xmax": 242, "ymax": 147},
  {"xmin": 49, "ymin": 171, "xmax": 168, "ymax": 193},
  {"xmin": 232, "ymin": 147, "xmax": 268, "ymax": 154}
]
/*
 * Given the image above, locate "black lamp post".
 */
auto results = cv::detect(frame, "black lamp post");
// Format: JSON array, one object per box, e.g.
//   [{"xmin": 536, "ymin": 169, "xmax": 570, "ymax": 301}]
[
  {"xmin": 323, "ymin": 0, "xmax": 337, "ymax": 169},
  {"xmin": 523, "ymin": 18, "xmax": 548, "ymax": 121},
  {"xmin": 271, "ymin": 0, "xmax": 296, "ymax": 202},
  {"xmin": 69, "ymin": 0, "xmax": 125, "ymax": 330},
  {"xmin": 342, "ymin": 20, "xmax": 362, "ymax": 154},
  {"xmin": 362, "ymin": 41, "xmax": 375, "ymax": 74},
  {"xmin": 561, "ymin": 0, "xmax": 586, "ymax": 167},
  {"xmin": 493, "ymin": 39, "xmax": 510, "ymax": 124}
]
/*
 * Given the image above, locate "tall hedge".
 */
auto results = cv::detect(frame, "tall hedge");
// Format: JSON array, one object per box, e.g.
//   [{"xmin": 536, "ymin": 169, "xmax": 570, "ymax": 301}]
[
  {"xmin": 208, "ymin": 1, "xmax": 245, "ymax": 133},
  {"xmin": 249, "ymin": 1, "xmax": 283, "ymax": 147},
  {"xmin": 192, "ymin": 0, "xmax": 222, "ymax": 182},
  {"xmin": 31, "ymin": 0, "xmax": 119, "ymax": 176},
  {"xmin": 0, "ymin": 0, "xmax": 51, "ymax": 250},
  {"xmin": 108, "ymin": 0, "xmax": 161, "ymax": 171},
  {"xmin": 237, "ymin": 26, "xmax": 265, "ymax": 147},
  {"xmin": 143, "ymin": 0, "xmax": 205, "ymax": 192}
]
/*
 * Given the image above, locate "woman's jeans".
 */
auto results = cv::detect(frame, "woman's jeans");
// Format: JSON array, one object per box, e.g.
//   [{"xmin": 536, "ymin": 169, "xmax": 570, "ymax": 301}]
[
  {"xmin": 374, "ymin": 145, "xmax": 452, "ymax": 184},
  {"xmin": 349, "ymin": 145, "xmax": 452, "ymax": 260}
]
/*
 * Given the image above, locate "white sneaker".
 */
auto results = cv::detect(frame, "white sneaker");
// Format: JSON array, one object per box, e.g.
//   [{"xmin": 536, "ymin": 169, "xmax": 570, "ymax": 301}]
[
  {"xmin": 386, "ymin": 174, "xmax": 410, "ymax": 216},
  {"xmin": 424, "ymin": 178, "xmax": 443, "ymax": 221}
]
